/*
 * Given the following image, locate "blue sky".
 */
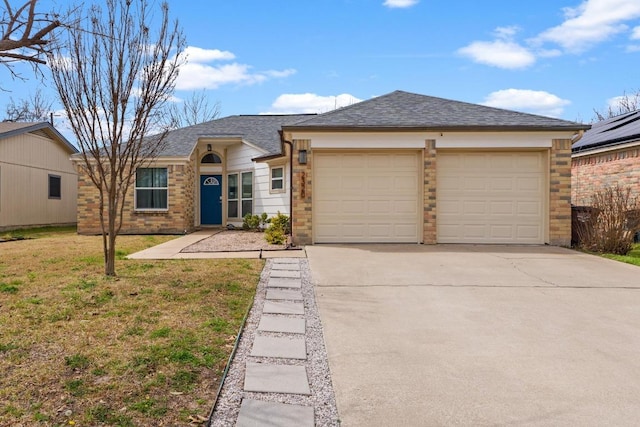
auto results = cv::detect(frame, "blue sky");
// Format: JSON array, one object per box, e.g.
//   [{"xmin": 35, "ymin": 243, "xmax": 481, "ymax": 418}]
[{"xmin": 3, "ymin": 0, "xmax": 640, "ymax": 131}]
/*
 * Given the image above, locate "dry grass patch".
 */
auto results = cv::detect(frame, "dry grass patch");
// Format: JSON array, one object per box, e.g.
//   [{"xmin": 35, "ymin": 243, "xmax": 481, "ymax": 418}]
[{"xmin": 0, "ymin": 228, "xmax": 262, "ymax": 426}]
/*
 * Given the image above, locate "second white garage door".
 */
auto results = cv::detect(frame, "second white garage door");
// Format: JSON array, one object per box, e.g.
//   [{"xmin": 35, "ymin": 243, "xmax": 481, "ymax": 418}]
[
  {"xmin": 437, "ymin": 151, "xmax": 546, "ymax": 244},
  {"xmin": 314, "ymin": 151, "xmax": 420, "ymax": 243}
]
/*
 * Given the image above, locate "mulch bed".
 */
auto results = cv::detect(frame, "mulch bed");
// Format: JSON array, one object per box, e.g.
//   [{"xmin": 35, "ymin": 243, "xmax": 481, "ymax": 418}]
[{"xmin": 180, "ymin": 230, "xmax": 287, "ymax": 252}]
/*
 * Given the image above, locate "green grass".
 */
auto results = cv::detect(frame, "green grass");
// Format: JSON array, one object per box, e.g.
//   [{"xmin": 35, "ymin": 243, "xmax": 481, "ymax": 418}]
[
  {"xmin": 602, "ymin": 243, "xmax": 640, "ymax": 266},
  {"xmin": 0, "ymin": 226, "xmax": 76, "ymax": 240},
  {"xmin": 0, "ymin": 227, "xmax": 262, "ymax": 426}
]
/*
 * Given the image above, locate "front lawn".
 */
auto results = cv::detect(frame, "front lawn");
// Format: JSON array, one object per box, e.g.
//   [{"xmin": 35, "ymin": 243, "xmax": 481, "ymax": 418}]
[
  {"xmin": 0, "ymin": 228, "xmax": 262, "ymax": 426},
  {"xmin": 601, "ymin": 243, "xmax": 640, "ymax": 267}
]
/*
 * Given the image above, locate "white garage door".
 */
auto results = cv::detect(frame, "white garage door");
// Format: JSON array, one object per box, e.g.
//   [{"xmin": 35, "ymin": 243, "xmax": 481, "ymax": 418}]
[
  {"xmin": 314, "ymin": 151, "xmax": 420, "ymax": 243},
  {"xmin": 437, "ymin": 151, "xmax": 546, "ymax": 244}
]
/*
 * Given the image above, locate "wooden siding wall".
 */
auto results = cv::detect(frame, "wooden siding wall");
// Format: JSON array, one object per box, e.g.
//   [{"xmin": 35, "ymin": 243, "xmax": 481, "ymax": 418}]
[
  {"xmin": 0, "ymin": 133, "xmax": 77, "ymax": 230},
  {"xmin": 225, "ymin": 144, "xmax": 289, "ymax": 221}
]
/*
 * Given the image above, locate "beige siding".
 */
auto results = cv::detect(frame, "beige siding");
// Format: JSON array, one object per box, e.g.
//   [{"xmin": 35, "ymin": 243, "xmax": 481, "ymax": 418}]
[{"xmin": 0, "ymin": 133, "xmax": 77, "ymax": 230}]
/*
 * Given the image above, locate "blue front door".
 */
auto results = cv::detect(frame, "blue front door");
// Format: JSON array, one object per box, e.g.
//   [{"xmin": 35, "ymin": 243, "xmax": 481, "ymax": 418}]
[{"xmin": 200, "ymin": 175, "xmax": 222, "ymax": 225}]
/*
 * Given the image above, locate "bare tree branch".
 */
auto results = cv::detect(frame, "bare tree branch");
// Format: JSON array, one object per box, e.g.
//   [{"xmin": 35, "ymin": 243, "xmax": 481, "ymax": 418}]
[
  {"xmin": 0, "ymin": 0, "xmax": 62, "ymax": 71},
  {"xmin": 168, "ymin": 90, "xmax": 221, "ymax": 129},
  {"xmin": 48, "ymin": 0, "xmax": 185, "ymax": 276},
  {"xmin": 3, "ymin": 87, "xmax": 53, "ymax": 121},
  {"xmin": 593, "ymin": 90, "xmax": 640, "ymax": 122}
]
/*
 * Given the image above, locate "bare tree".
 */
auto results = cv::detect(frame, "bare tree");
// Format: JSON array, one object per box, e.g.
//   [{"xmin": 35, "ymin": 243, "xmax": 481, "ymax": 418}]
[
  {"xmin": 593, "ymin": 90, "xmax": 640, "ymax": 121},
  {"xmin": 3, "ymin": 88, "xmax": 53, "ymax": 121},
  {"xmin": 168, "ymin": 90, "xmax": 221, "ymax": 128},
  {"xmin": 0, "ymin": 0, "xmax": 63, "ymax": 76},
  {"xmin": 48, "ymin": 0, "xmax": 185, "ymax": 276}
]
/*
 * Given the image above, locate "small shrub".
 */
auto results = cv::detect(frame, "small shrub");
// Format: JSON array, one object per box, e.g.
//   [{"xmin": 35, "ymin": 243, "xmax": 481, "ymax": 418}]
[
  {"xmin": 242, "ymin": 214, "xmax": 260, "ymax": 231},
  {"xmin": 265, "ymin": 212, "xmax": 290, "ymax": 245},
  {"xmin": 577, "ymin": 185, "xmax": 640, "ymax": 255}
]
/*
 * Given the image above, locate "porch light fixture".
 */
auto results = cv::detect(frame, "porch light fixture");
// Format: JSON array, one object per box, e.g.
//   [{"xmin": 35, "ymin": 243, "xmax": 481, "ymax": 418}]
[
  {"xmin": 298, "ymin": 149, "xmax": 307, "ymax": 164},
  {"xmin": 207, "ymin": 144, "xmax": 212, "ymax": 152}
]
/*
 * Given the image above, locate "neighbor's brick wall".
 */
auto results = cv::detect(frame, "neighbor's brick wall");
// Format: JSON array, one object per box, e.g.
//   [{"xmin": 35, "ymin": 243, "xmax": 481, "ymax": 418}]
[
  {"xmin": 423, "ymin": 140, "xmax": 437, "ymax": 244},
  {"xmin": 76, "ymin": 160, "xmax": 196, "ymax": 235},
  {"xmin": 291, "ymin": 140, "xmax": 312, "ymax": 245},
  {"xmin": 571, "ymin": 146, "xmax": 640, "ymax": 206},
  {"xmin": 549, "ymin": 139, "xmax": 572, "ymax": 246}
]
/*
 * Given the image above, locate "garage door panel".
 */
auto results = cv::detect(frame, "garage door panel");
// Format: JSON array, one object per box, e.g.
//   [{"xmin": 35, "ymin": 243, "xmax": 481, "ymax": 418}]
[
  {"xmin": 463, "ymin": 201, "xmax": 487, "ymax": 215},
  {"xmin": 517, "ymin": 225, "xmax": 542, "ymax": 239},
  {"xmin": 517, "ymin": 176, "xmax": 541, "ymax": 192},
  {"xmin": 517, "ymin": 201, "xmax": 541, "ymax": 216},
  {"xmin": 314, "ymin": 152, "xmax": 420, "ymax": 243},
  {"xmin": 342, "ymin": 155, "xmax": 367, "ymax": 168},
  {"xmin": 437, "ymin": 151, "xmax": 545, "ymax": 244}
]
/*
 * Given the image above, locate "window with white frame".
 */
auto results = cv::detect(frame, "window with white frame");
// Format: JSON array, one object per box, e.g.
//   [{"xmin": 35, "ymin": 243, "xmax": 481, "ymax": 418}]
[
  {"xmin": 227, "ymin": 171, "xmax": 253, "ymax": 218},
  {"xmin": 135, "ymin": 168, "xmax": 168, "ymax": 210},
  {"xmin": 270, "ymin": 165, "xmax": 285, "ymax": 193}
]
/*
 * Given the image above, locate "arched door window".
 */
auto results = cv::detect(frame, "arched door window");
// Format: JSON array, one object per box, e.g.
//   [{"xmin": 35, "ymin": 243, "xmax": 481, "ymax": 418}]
[{"xmin": 201, "ymin": 153, "xmax": 222, "ymax": 164}]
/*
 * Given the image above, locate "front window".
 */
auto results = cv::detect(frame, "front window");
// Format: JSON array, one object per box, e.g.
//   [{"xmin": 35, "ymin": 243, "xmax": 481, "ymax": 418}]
[
  {"xmin": 227, "ymin": 171, "xmax": 253, "ymax": 218},
  {"xmin": 270, "ymin": 166, "xmax": 284, "ymax": 192},
  {"xmin": 48, "ymin": 174, "xmax": 61, "ymax": 199},
  {"xmin": 135, "ymin": 168, "xmax": 168, "ymax": 210}
]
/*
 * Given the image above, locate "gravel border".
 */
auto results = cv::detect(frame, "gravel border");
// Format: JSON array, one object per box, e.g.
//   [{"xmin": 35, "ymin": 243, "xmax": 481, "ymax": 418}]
[{"xmin": 210, "ymin": 258, "xmax": 340, "ymax": 426}]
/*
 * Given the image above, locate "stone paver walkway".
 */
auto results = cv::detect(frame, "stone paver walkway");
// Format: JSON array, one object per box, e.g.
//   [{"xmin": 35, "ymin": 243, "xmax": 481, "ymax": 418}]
[{"xmin": 238, "ymin": 259, "xmax": 315, "ymax": 426}]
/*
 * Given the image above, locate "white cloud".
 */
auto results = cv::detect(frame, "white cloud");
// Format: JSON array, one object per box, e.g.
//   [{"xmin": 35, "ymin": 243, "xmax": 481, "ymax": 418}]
[
  {"xmin": 182, "ymin": 46, "xmax": 235, "ymax": 62},
  {"xmin": 482, "ymin": 89, "xmax": 571, "ymax": 117},
  {"xmin": 457, "ymin": 40, "xmax": 536, "ymax": 69},
  {"xmin": 175, "ymin": 46, "xmax": 296, "ymax": 90},
  {"xmin": 535, "ymin": 0, "xmax": 640, "ymax": 52},
  {"xmin": 383, "ymin": 0, "xmax": 418, "ymax": 8},
  {"xmin": 494, "ymin": 25, "xmax": 520, "ymax": 39},
  {"xmin": 632, "ymin": 26, "xmax": 640, "ymax": 39},
  {"xmin": 262, "ymin": 93, "xmax": 363, "ymax": 114}
]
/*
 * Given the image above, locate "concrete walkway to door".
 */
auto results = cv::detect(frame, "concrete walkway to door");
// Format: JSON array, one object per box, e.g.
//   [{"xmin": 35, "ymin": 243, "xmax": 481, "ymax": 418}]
[{"xmin": 307, "ymin": 244, "xmax": 640, "ymax": 426}]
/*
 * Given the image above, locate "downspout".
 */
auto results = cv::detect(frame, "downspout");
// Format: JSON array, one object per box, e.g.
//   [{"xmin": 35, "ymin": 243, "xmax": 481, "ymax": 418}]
[{"xmin": 283, "ymin": 139, "xmax": 294, "ymax": 247}]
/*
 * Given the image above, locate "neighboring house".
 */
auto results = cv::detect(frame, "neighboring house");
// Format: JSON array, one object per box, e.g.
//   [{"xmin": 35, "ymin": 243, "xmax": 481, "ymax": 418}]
[
  {"xmin": 0, "ymin": 122, "xmax": 78, "ymax": 231},
  {"xmin": 76, "ymin": 90, "xmax": 588, "ymax": 246},
  {"xmin": 571, "ymin": 110, "xmax": 640, "ymax": 206}
]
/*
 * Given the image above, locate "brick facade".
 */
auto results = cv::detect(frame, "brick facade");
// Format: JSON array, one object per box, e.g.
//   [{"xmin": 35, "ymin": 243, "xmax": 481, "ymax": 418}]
[
  {"xmin": 571, "ymin": 146, "xmax": 640, "ymax": 206},
  {"xmin": 76, "ymin": 159, "xmax": 195, "ymax": 235},
  {"xmin": 423, "ymin": 140, "xmax": 437, "ymax": 244},
  {"xmin": 549, "ymin": 139, "xmax": 573, "ymax": 246},
  {"xmin": 291, "ymin": 140, "xmax": 313, "ymax": 245}
]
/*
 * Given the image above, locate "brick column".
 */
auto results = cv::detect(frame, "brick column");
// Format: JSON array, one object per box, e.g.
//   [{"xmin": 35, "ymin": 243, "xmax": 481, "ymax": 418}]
[
  {"xmin": 291, "ymin": 139, "xmax": 312, "ymax": 245},
  {"xmin": 549, "ymin": 139, "xmax": 572, "ymax": 246},
  {"xmin": 423, "ymin": 140, "xmax": 437, "ymax": 244}
]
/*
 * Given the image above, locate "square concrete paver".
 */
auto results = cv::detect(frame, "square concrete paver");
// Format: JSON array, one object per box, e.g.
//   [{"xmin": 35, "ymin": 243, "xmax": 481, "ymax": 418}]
[
  {"xmin": 270, "ymin": 270, "xmax": 301, "ymax": 279},
  {"xmin": 271, "ymin": 263, "xmax": 301, "ymax": 271},
  {"xmin": 258, "ymin": 316, "xmax": 306, "ymax": 334},
  {"xmin": 273, "ymin": 258, "xmax": 300, "ymax": 264},
  {"xmin": 266, "ymin": 289, "xmax": 303, "ymax": 301},
  {"xmin": 267, "ymin": 278, "xmax": 302, "ymax": 289},
  {"xmin": 251, "ymin": 336, "xmax": 306, "ymax": 359},
  {"xmin": 244, "ymin": 363, "xmax": 311, "ymax": 395},
  {"xmin": 236, "ymin": 399, "xmax": 314, "ymax": 427},
  {"xmin": 263, "ymin": 301, "xmax": 305, "ymax": 315}
]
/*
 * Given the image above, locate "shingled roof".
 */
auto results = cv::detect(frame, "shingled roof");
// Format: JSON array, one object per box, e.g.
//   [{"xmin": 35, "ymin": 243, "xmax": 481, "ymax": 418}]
[
  {"xmin": 572, "ymin": 110, "xmax": 640, "ymax": 152},
  {"xmin": 158, "ymin": 114, "xmax": 315, "ymax": 157},
  {"xmin": 0, "ymin": 121, "xmax": 78, "ymax": 154},
  {"xmin": 284, "ymin": 90, "xmax": 589, "ymax": 131}
]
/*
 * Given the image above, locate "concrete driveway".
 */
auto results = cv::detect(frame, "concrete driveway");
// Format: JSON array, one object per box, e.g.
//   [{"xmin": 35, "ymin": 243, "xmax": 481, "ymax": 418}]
[{"xmin": 306, "ymin": 245, "xmax": 640, "ymax": 426}]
